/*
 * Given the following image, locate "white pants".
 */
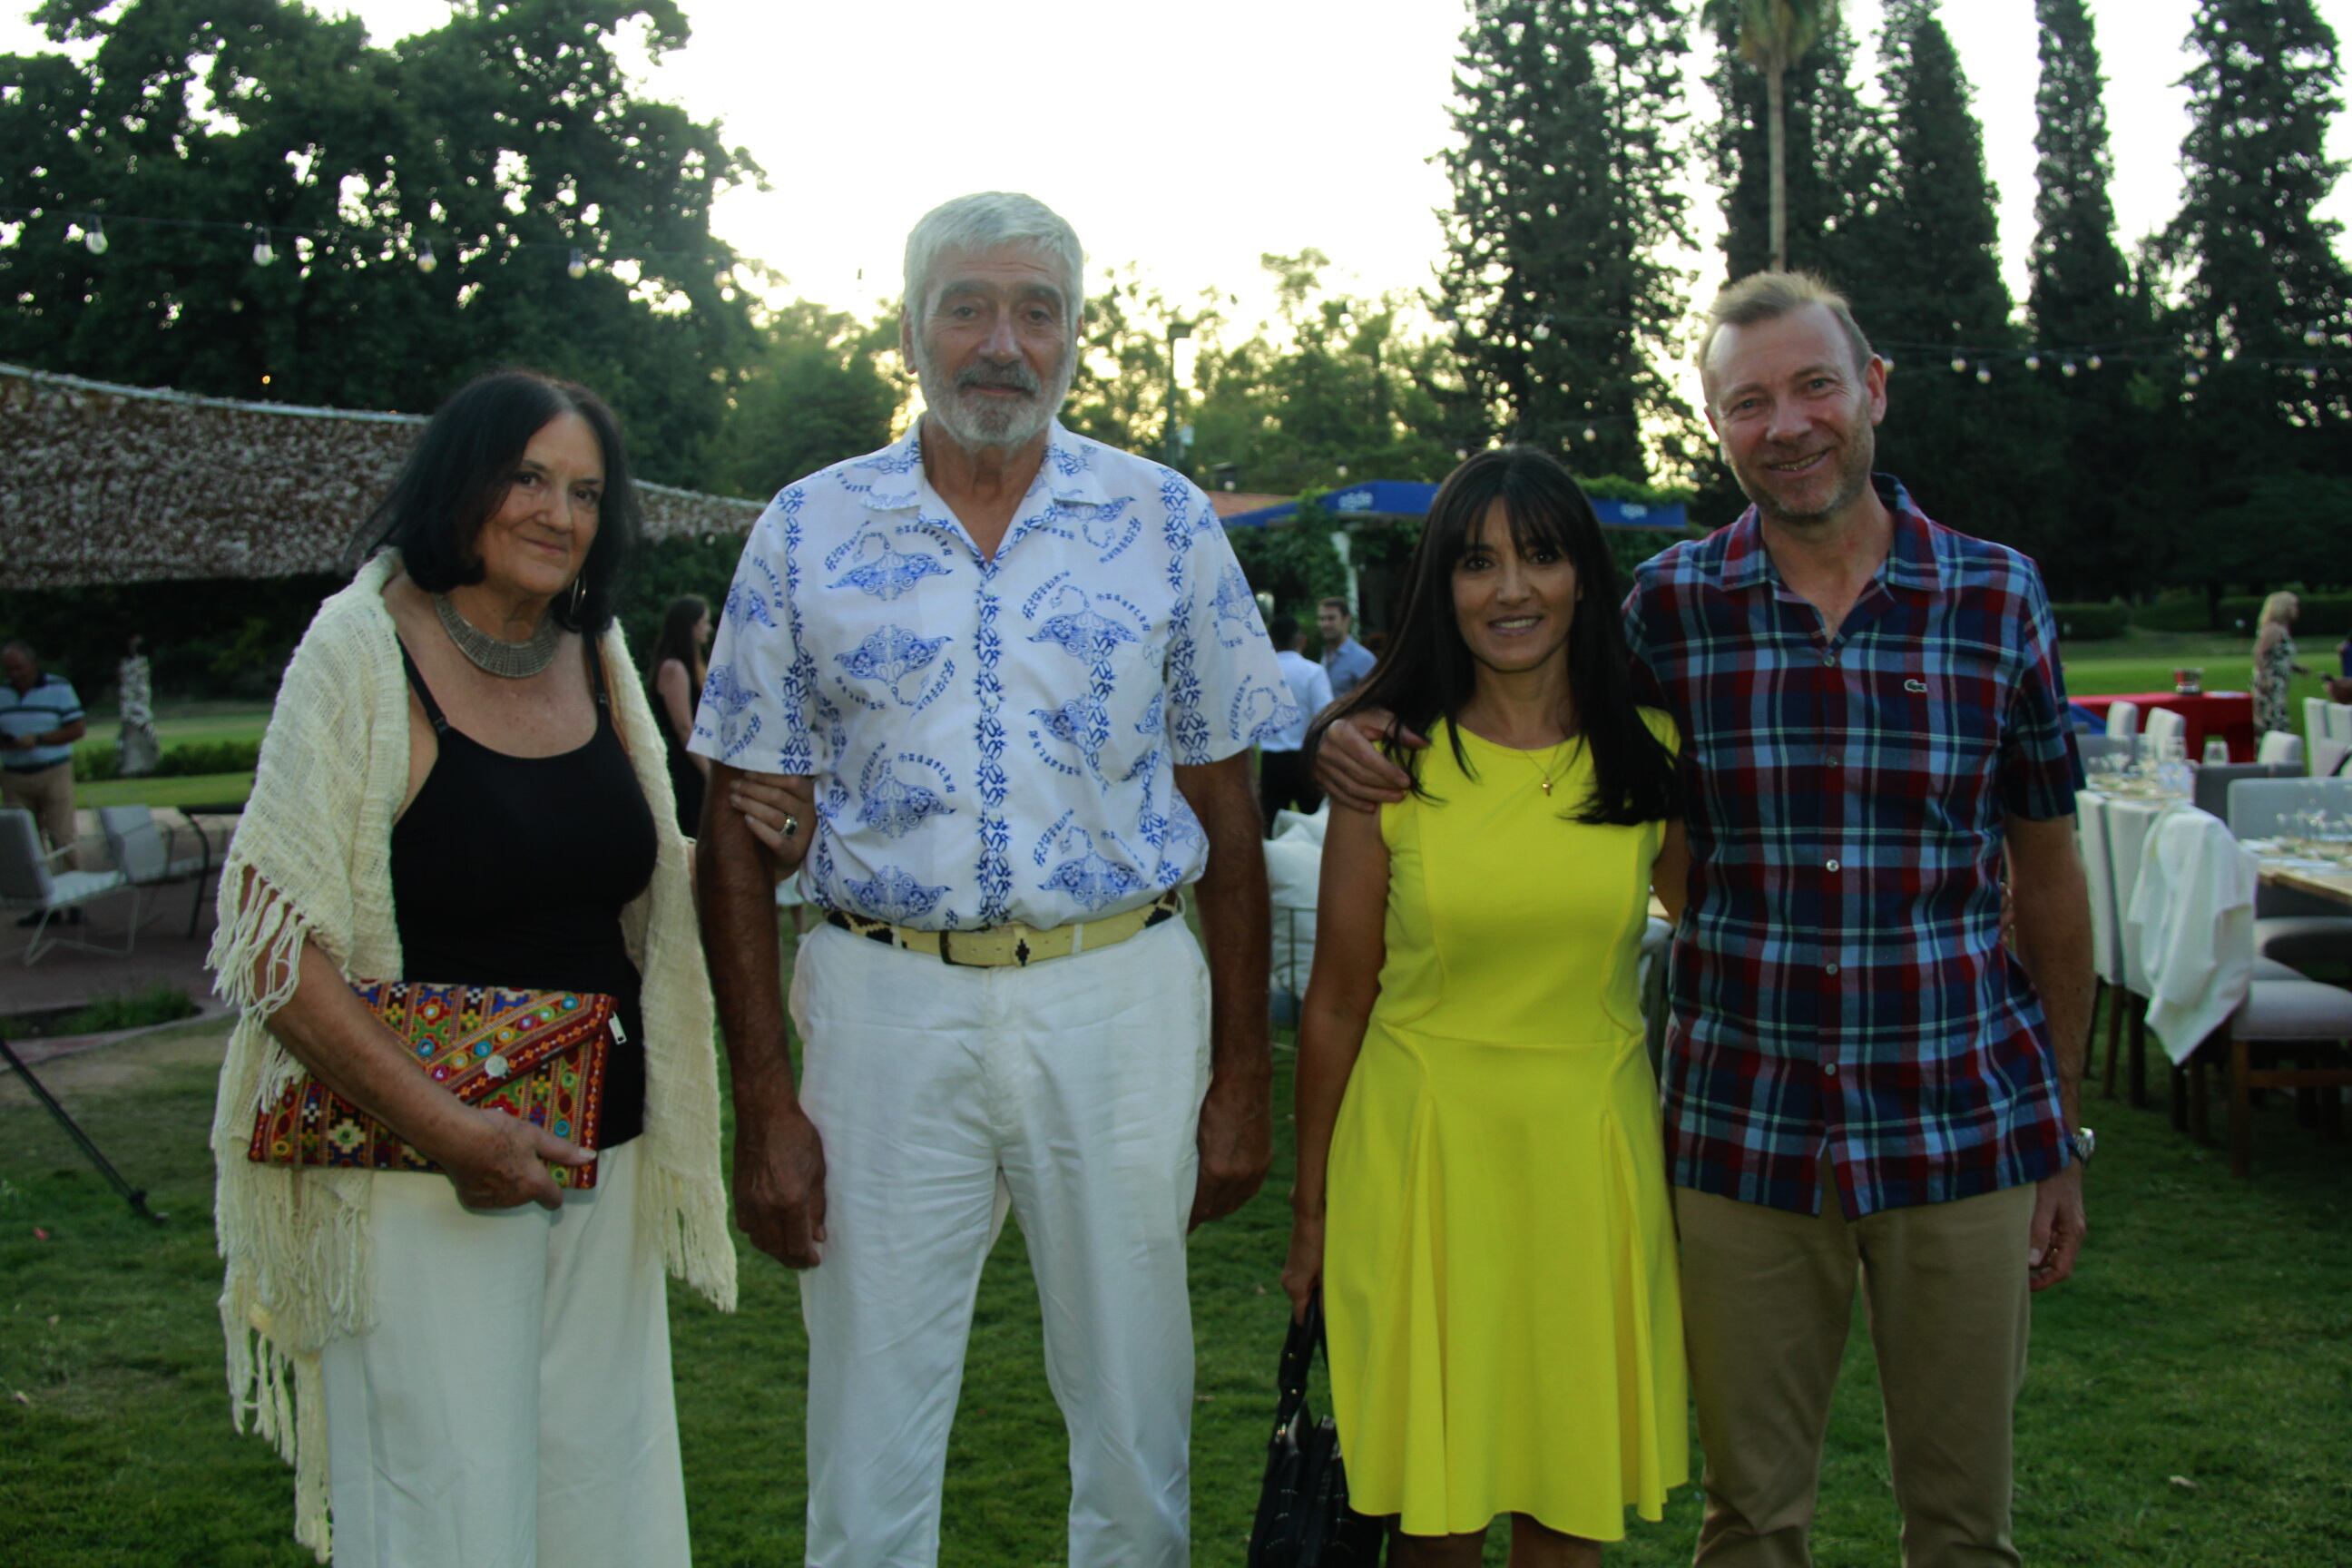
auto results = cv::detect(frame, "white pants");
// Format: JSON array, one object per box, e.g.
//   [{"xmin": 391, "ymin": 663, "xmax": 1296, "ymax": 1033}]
[
  {"xmin": 320, "ymin": 1141, "xmax": 691, "ymax": 1568},
  {"xmin": 789, "ymin": 918, "xmax": 1213, "ymax": 1568}
]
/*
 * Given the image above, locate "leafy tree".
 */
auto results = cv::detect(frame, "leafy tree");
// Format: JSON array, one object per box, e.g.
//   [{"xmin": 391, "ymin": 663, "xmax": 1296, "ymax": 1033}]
[
  {"xmin": 0, "ymin": 0, "xmax": 760, "ymax": 483},
  {"xmin": 2161, "ymin": 0, "xmax": 2351, "ymax": 530},
  {"xmin": 1702, "ymin": 0, "xmax": 1839, "ymax": 271},
  {"xmin": 705, "ymin": 299, "xmax": 901, "ymax": 500},
  {"xmin": 1435, "ymin": 0, "xmax": 1694, "ymax": 478}
]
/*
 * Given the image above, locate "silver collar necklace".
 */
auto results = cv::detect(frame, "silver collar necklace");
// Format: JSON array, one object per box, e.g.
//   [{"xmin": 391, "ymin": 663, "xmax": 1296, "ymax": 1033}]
[{"xmin": 433, "ymin": 593, "xmax": 562, "ymax": 679}]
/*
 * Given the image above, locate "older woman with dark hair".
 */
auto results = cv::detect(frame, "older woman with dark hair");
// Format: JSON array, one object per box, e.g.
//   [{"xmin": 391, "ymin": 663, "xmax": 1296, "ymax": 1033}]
[{"xmin": 208, "ymin": 369, "xmax": 734, "ymax": 1564}]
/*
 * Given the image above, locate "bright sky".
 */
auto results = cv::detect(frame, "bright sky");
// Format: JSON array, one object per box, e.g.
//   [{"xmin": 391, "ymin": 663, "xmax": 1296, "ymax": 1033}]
[{"xmin": 9, "ymin": 0, "xmax": 2352, "ymax": 342}]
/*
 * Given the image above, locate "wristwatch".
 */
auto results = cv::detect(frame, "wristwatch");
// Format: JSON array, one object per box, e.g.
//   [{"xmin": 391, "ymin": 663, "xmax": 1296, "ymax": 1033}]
[{"xmin": 2067, "ymin": 1127, "xmax": 2096, "ymax": 1165}]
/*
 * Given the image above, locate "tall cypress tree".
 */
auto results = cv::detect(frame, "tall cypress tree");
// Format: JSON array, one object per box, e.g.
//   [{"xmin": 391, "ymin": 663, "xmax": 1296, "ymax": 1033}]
[
  {"xmin": 1851, "ymin": 0, "xmax": 2046, "ymax": 548},
  {"xmin": 2022, "ymin": 0, "xmax": 2145, "ymax": 595},
  {"xmin": 1436, "ymin": 0, "xmax": 1692, "ymax": 479},
  {"xmin": 1707, "ymin": 11, "xmax": 1886, "ymax": 289},
  {"xmin": 2163, "ymin": 0, "xmax": 2351, "ymax": 589}
]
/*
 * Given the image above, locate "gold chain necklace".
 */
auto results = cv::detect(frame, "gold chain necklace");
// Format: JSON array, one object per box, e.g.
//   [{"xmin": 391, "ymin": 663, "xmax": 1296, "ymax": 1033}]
[{"xmin": 1515, "ymin": 737, "xmax": 1576, "ymax": 796}]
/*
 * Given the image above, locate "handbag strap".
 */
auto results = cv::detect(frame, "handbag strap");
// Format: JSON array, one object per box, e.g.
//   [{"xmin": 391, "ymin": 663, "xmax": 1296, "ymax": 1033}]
[{"xmin": 1273, "ymin": 1290, "xmax": 1326, "ymax": 1429}]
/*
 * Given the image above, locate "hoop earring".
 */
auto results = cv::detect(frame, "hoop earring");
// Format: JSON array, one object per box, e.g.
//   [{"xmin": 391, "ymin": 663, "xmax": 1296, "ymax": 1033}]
[{"xmin": 569, "ymin": 573, "xmax": 587, "ymax": 620}]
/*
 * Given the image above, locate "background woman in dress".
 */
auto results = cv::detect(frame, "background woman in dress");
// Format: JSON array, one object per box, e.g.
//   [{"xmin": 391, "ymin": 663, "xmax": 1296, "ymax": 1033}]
[
  {"xmin": 2252, "ymin": 591, "xmax": 2310, "ymax": 736},
  {"xmin": 208, "ymin": 369, "xmax": 733, "ymax": 1564},
  {"xmin": 1282, "ymin": 446, "xmax": 1689, "ymax": 1566},
  {"xmin": 649, "ymin": 593, "xmax": 711, "ymax": 837}
]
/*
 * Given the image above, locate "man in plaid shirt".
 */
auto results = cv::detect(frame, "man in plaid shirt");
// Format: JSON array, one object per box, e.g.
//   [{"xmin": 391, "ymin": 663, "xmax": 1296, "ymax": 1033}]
[
  {"xmin": 1318, "ymin": 271, "xmax": 2093, "ymax": 1566},
  {"xmin": 1632, "ymin": 271, "xmax": 2092, "ymax": 1567}
]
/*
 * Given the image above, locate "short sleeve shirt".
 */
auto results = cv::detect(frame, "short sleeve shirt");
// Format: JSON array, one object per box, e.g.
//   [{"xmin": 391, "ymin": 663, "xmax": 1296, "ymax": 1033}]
[
  {"xmin": 1321, "ymin": 637, "xmax": 1377, "ymax": 703},
  {"xmin": 0, "ymin": 673, "xmax": 83, "ymax": 771},
  {"xmin": 691, "ymin": 422, "xmax": 1288, "ymax": 932},
  {"xmin": 1622, "ymin": 476, "xmax": 2082, "ymax": 1218}
]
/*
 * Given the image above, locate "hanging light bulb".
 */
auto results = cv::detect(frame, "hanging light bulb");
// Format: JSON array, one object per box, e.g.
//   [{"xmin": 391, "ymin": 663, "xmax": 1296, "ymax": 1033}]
[
  {"xmin": 82, "ymin": 220, "xmax": 108, "ymax": 256},
  {"xmin": 2024, "ymin": 352, "xmax": 2043, "ymax": 372},
  {"xmin": 2087, "ymin": 354, "xmax": 2103, "ymax": 372},
  {"xmin": 1336, "ymin": 464, "xmax": 1348, "ymax": 479},
  {"xmin": 1582, "ymin": 426, "xmax": 1598, "ymax": 443},
  {"xmin": 2188, "ymin": 341, "xmax": 2209, "ymax": 360},
  {"xmin": 1531, "ymin": 319, "xmax": 1552, "ymax": 341},
  {"xmin": 1975, "ymin": 366, "xmax": 1993, "ymax": 385},
  {"xmin": 2183, "ymin": 367, "xmax": 2202, "ymax": 387},
  {"xmin": 1455, "ymin": 447, "xmax": 1469, "ymax": 460},
  {"xmin": 2308, "ymin": 328, "xmax": 2329, "ymax": 348},
  {"xmin": 251, "ymin": 228, "xmax": 275, "ymax": 267},
  {"xmin": 1950, "ymin": 355, "xmax": 1968, "ymax": 374},
  {"xmin": 416, "ymin": 241, "xmax": 437, "ymax": 275},
  {"xmin": 567, "ymin": 248, "xmax": 588, "ymax": 279},
  {"xmin": 2061, "ymin": 359, "xmax": 2079, "ymax": 377}
]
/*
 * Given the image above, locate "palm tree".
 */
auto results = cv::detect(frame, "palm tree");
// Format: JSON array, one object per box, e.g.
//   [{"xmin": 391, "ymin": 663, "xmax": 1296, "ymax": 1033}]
[{"xmin": 1704, "ymin": 0, "xmax": 1838, "ymax": 271}]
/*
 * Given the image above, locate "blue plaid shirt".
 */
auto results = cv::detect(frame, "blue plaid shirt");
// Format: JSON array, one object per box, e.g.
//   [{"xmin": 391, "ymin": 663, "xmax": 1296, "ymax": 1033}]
[{"xmin": 1624, "ymin": 477, "xmax": 2082, "ymax": 1217}]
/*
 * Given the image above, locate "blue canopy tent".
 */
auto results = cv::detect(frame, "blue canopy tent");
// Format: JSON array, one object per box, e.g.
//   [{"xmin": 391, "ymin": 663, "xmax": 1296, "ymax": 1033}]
[{"xmin": 1220, "ymin": 479, "xmax": 1687, "ymax": 533}]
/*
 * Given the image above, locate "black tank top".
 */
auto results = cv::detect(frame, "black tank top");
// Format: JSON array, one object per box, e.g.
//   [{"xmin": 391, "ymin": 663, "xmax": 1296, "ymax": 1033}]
[{"xmin": 390, "ymin": 638, "xmax": 656, "ymax": 1146}]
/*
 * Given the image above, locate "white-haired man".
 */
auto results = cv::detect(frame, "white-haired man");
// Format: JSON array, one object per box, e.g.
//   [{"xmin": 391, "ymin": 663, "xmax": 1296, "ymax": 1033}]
[{"xmin": 693, "ymin": 191, "xmax": 1288, "ymax": 1566}]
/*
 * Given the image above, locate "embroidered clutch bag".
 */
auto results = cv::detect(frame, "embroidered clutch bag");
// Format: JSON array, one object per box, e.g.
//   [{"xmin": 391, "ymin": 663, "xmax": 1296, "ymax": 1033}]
[{"xmin": 247, "ymin": 981, "xmax": 616, "ymax": 1191}]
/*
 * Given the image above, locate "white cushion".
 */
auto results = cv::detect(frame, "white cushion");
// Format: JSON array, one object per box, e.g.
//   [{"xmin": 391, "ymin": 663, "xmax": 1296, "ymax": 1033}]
[{"xmin": 1271, "ymin": 805, "xmax": 1330, "ymax": 846}]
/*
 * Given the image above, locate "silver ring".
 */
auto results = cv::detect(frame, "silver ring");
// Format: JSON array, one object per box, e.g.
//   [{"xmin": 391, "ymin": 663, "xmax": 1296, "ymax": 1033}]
[{"xmin": 781, "ymin": 814, "xmax": 800, "ymax": 839}]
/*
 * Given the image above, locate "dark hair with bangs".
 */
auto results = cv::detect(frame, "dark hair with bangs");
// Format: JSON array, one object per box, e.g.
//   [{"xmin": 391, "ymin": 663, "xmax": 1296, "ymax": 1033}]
[
  {"xmin": 362, "ymin": 369, "xmax": 641, "ymax": 634},
  {"xmin": 1306, "ymin": 446, "xmax": 1679, "ymax": 826}
]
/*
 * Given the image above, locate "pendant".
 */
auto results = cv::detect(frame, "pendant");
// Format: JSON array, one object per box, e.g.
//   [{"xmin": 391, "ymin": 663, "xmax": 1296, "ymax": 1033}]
[{"xmin": 1540, "ymin": 778, "xmax": 1554, "ymax": 796}]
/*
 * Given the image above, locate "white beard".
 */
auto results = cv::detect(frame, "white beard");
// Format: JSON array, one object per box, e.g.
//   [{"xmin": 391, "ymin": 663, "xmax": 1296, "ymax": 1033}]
[{"xmin": 913, "ymin": 340, "xmax": 1075, "ymax": 453}]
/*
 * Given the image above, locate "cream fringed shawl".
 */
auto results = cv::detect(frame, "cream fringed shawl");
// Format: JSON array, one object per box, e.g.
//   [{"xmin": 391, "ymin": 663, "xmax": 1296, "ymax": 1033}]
[{"xmin": 206, "ymin": 553, "xmax": 737, "ymax": 1561}]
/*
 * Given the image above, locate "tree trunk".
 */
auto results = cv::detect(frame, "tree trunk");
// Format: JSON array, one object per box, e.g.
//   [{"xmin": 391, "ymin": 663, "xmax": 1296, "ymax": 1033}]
[{"xmin": 1767, "ymin": 60, "xmax": 1788, "ymax": 271}]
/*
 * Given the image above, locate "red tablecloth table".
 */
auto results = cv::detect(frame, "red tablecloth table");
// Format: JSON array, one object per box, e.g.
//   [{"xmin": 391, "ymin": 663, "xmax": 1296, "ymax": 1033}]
[{"xmin": 2075, "ymin": 691, "xmax": 2258, "ymax": 762}]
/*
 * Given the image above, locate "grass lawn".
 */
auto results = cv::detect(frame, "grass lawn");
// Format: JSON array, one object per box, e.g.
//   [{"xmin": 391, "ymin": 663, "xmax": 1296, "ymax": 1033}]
[
  {"xmin": 75, "ymin": 771, "xmax": 253, "ymax": 811},
  {"xmin": 2, "ymin": 986, "xmax": 2347, "ymax": 1566}
]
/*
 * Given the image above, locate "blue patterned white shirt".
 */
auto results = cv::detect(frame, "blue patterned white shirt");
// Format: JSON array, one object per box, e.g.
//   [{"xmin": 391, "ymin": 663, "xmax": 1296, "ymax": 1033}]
[{"xmin": 691, "ymin": 422, "xmax": 1289, "ymax": 931}]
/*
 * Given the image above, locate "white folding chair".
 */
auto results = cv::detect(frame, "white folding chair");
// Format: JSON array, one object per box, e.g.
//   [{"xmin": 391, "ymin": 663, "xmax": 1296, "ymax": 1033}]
[
  {"xmin": 97, "ymin": 805, "xmax": 214, "ymax": 943},
  {"xmin": 2104, "ymin": 701, "xmax": 2141, "ymax": 748},
  {"xmin": 2256, "ymin": 730, "xmax": 2306, "ymax": 770},
  {"xmin": 2142, "ymin": 706, "xmax": 2188, "ymax": 761},
  {"xmin": 0, "ymin": 808, "xmax": 136, "ymax": 965}
]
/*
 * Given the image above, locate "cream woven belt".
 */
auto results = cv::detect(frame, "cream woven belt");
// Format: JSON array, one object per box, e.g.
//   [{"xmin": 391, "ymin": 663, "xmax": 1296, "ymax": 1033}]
[{"xmin": 824, "ymin": 888, "xmax": 1184, "ymax": 968}]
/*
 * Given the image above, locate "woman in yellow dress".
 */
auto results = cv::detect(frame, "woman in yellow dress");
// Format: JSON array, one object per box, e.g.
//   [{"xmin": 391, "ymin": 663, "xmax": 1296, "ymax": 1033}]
[{"xmin": 1284, "ymin": 446, "xmax": 1690, "ymax": 1566}]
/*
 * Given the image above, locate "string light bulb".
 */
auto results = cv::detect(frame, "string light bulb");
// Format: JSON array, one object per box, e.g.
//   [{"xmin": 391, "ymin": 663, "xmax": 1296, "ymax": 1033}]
[
  {"xmin": 2061, "ymin": 359, "xmax": 2079, "ymax": 377},
  {"xmin": 2087, "ymin": 354, "xmax": 2103, "ymax": 372},
  {"xmin": 416, "ymin": 241, "xmax": 437, "ymax": 275},
  {"xmin": 2308, "ymin": 328, "xmax": 2328, "ymax": 348},
  {"xmin": 567, "ymin": 248, "xmax": 587, "ymax": 279},
  {"xmin": 2024, "ymin": 352, "xmax": 2043, "ymax": 372},
  {"xmin": 1531, "ymin": 319, "xmax": 1551, "ymax": 341},
  {"xmin": 2183, "ymin": 367, "xmax": 2201, "ymax": 387},
  {"xmin": 1950, "ymin": 355, "xmax": 1968, "ymax": 374},
  {"xmin": 1583, "ymin": 426, "xmax": 1598, "ymax": 443},
  {"xmin": 251, "ymin": 229, "xmax": 275, "ymax": 267},
  {"xmin": 1975, "ymin": 366, "xmax": 1992, "ymax": 385},
  {"xmin": 82, "ymin": 220, "xmax": 108, "ymax": 256}
]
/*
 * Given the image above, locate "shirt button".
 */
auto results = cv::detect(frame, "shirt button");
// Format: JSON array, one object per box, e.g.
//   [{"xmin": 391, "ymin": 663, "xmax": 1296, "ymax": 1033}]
[
  {"xmin": 1826, "ymin": 962, "xmax": 1840, "ymax": 975},
  {"xmin": 1825, "ymin": 651, "xmax": 1839, "ymax": 666},
  {"xmin": 1828, "ymin": 756, "xmax": 1841, "ymax": 767},
  {"xmin": 1824, "ymin": 1062, "xmax": 1839, "ymax": 1077},
  {"xmin": 1826, "ymin": 858, "xmax": 1841, "ymax": 872}
]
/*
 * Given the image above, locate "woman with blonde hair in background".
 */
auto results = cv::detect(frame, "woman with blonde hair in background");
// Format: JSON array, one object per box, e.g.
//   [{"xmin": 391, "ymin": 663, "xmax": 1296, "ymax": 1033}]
[{"xmin": 2253, "ymin": 590, "xmax": 2311, "ymax": 736}]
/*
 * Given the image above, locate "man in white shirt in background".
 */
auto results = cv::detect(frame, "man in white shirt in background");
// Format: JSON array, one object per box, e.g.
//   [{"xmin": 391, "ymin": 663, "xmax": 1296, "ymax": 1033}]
[{"xmin": 1260, "ymin": 612, "xmax": 1333, "ymax": 832}]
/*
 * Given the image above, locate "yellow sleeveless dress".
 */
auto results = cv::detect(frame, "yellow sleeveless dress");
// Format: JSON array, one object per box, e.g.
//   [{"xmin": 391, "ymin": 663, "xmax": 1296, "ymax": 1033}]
[{"xmin": 1323, "ymin": 713, "xmax": 1688, "ymax": 1539}]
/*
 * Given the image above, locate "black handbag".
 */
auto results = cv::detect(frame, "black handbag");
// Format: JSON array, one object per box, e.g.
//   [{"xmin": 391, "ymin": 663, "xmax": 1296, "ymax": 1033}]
[{"xmin": 1247, "ymin": 1291, "xmax": 1386, "ymax": 1567}]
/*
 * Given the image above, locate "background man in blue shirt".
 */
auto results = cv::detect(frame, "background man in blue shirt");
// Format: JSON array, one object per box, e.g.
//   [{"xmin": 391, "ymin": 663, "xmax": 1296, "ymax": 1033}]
[{"xmin": 1317, "ymin": 595, "xmax": 1377, "ymax": 702}]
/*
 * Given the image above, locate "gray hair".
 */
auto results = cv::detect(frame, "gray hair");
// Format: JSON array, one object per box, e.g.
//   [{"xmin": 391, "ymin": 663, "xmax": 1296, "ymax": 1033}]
[{"xmin": 902, "ymin": 192, "xmax": 1085, "ymax": 328}]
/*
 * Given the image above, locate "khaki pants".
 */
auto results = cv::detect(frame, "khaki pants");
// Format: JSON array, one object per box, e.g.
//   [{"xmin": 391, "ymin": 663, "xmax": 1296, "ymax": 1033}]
[
  {"xmin": 1674, "ymin": 1169, "xmax": 2035, "ymax": 1568},
  {"xmin": 1, "ymin": 760, "xmax": 80, "ymax": 871}
]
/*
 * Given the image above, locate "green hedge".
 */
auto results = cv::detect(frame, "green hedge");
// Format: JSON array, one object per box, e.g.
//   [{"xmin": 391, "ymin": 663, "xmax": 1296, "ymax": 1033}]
[
  {"xmin": 2216, "ymin": 594, "xmax": 2352, "ymax": 638},
  {"xmin": 74, "ymin": 738, "xmax": 262, "ymax": 783},
  {"xmin": 2132, "ymin": 596, "xmax": 2214, "ymax": 632},
  {"xmin": 2052, "ymin": 602, "xmax": 2129, "ymax": 641}
]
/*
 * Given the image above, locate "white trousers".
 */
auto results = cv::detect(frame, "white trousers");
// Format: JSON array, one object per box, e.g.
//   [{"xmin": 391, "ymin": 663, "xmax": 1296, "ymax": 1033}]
[
  {"xmin": 320, "ymin": 1140, "xmax": 691, "ymax": 1568},
  {"xmin": 789, "ymin": 918, "xmax": 1212, "ymax": 1568}
]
